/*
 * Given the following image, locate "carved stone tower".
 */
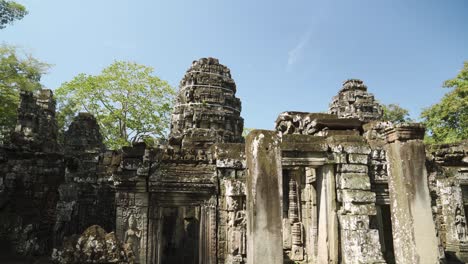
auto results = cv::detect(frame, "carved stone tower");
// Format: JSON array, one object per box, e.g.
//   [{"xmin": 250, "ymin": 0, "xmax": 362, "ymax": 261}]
[
  {"xmin": 329, "ymin": 79, "xmax": 383, "ymax": 122},
  {"xmin": 168, "ymin": 57, "xmax": 244, "ymax": 153}
]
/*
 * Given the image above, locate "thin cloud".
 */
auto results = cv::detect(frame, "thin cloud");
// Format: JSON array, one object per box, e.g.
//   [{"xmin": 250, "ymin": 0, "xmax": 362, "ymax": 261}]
[{"xmin": 287, "ymin": 31, "xmax": 312, "ymax": 71}]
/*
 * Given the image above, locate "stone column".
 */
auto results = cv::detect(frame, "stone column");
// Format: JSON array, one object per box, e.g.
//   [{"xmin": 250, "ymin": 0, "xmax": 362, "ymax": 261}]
[
  {"xmin": 385, "ymin": 124, "xmax": 439, "ymax": 264},
  {"xmin": 304, "ymin": 167, "xmax": 318, "ymax": 262},
  {"xmin": 246, "ymin": 130, "xmax": 283, "ymax": 264},
  {"xmin": 317, "ymin": 164, "xmax": 339, "ymax": 264}
]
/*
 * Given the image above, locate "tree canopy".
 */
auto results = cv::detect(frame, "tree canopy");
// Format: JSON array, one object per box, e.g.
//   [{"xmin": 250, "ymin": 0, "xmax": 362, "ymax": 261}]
[
  {"xmin": 55, "ymin": 61, "xmax": 176, "ymax": 150},
  {"xmin": 381, "ymin": 103, "xmax": 411, "ymax": 123},
  {"xmin": 0, "ymin": 44, "xmax": 50, "ymax": 142},
  {"xmin": 421, "ymin": 61, "xmax": 468, "ymax": 144},
  {"xmin": 0, "ymin": 0, "xmax": 27, "ymax": 29}
]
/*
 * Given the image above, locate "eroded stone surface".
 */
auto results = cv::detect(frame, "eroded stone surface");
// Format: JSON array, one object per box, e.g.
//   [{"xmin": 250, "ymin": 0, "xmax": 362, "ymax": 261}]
[
  {"xmin": 1, "ymin": 58, "xmax": 467, "ymax": 264},
  {"xmin": 329, "ymin": 79, "xmax": 383, "ymax": 122},
  {"xmin": 52, "ymin": 225, "xmax": 132, "ymax": 264}
]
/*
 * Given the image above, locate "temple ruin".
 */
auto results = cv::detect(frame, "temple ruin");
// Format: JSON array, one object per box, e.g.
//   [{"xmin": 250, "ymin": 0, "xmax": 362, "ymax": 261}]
[{"xmin": 1, "ymin": 57, "xmax": 467, "ymax": 264}]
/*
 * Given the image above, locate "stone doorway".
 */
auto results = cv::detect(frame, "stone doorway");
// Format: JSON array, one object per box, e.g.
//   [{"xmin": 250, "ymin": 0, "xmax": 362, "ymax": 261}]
[
  {"xmin": 375, "ymin": 204, "xmax": 395, "ymax": 264},
  {"xmin": 159, "ymin": 206, "xmax": 200, "ymax": 264}
]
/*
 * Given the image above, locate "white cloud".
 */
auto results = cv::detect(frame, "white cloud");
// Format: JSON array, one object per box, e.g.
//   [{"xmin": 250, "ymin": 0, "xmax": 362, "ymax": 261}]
[{"xmin": 287, "ymin": 31, "xmax": 312, "ymax": 71}]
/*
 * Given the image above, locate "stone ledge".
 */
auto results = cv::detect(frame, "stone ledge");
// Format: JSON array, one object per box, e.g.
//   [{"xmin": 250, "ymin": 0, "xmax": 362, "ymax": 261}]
[{"xmin": 384, "ymin": 123, "xmax": 425, "ymax": 143}]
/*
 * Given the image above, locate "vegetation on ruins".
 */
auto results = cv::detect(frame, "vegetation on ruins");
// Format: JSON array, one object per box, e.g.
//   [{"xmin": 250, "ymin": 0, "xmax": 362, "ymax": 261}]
[
  {"xmin": 0, "ymin": 0, "xmax": 27, "ymax": 29},
  {"xmin": 242, "ymin": 127, "xmax": 254, "ymax": 138},
  {"xmin": 0, "ymin": 44, "xmax": 50, "ymax": 142},
  {"xmin": 381, "ymin": 103, "xmax": 411, "ymax": 123},
  {"xmin": 55, "ymin": 61, "xmax": 176, "ymax": 149},
  {"xmin": 421, "ymin": 61, "xmax": 468, "ymax": 144}
]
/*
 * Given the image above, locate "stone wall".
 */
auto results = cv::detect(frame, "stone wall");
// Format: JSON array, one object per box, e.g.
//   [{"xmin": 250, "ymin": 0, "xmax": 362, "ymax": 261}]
[
  {"xmin": 427, "ymin": 141, "xmax": 468, "ymax": 262},
  {"xmin": 53, "ymin": 113, "xmax": 117, "ymax": 248},
  {"xmin": 1, "ymin": 58, "xmax": 468, "ymax": 264},
  {"xmin": 0, "ymin": 90, "xmax": 63, "ymax": 257}
]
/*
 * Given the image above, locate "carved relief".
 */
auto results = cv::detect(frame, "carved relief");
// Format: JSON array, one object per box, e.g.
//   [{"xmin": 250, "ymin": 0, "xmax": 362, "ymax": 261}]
[
  {"xmin": 122, "ymin": 210, "xmax": 144, "ymax": 262},
  {"xmin": 455, "ymin": 206, "xmax": 467, "ymax": 242},
  {"xmin": 370, "ymin": 149, "xmax": 388, "ymax": 182},
  {"xmin": 287, "ymin": 176, "xmax": 304, "ymax": 261},
  {"xmin": 227, "ymin": 195, "xmax": 246, "ymax": 263}
]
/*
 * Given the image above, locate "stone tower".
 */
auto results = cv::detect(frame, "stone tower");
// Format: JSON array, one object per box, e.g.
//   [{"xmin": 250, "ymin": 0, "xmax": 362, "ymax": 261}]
[
  {"xmin": 329, "ymin": 79, "xmax": 383, "ymax": 122},
  {"xmin": 168, "ymin": 57, "xmax": 244, "ymax": 152}
]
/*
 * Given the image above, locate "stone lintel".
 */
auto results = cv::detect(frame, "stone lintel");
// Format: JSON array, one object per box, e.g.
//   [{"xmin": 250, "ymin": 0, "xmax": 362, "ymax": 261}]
[
  {"xmin": 281, "ymin": 157, "xmax": 327, "ymax": 168},
  {"xmin": 281, "ymin": 134, "xmax": 328, "ymax": 152},
  {"xmin": 312, "ymin": 118, "xmax": 363, "ymax": 132},
  {"xmin": 385, "ymin": 123, "xmax": 425, "ymax": 143}
]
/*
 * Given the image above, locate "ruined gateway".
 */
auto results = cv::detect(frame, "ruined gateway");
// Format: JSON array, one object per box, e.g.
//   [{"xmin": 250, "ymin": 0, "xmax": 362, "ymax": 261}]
[{"xmin": 1, "ymin": 58, "xmax": 468, "ymax": 264}]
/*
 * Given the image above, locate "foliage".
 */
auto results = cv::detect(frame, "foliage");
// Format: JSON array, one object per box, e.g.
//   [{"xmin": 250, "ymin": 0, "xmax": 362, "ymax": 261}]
[
  {"xmin": 421, "ymin": 61, "xmax": 468, "ymax": 144},
  {"xmin": 0, "ymin": 44, "xmax": 50, "ymax": 142},
  {"xmin": 242, "ymin": 127, "xmax": 254, "ymax": 138},
  {"xmin": 55, "ymin": 61, "xmax": 176, "ymax": 149},
  {"xmin": 381, "ymin": 103, "xmax": 411, "ymax": 123},
  {"xmin": 0, "ymin": 0, "xmax": 27, "ymax": 29}
]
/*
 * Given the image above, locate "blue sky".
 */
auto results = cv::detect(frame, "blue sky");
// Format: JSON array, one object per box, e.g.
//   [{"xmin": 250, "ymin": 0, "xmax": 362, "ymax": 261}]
[{"xmin": 2, "ymin": 0, "xmax": 467, "ymax": 129}]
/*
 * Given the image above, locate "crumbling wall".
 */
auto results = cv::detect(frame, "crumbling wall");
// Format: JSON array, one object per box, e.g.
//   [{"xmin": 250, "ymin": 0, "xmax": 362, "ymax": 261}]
[
  {"xmin": 10, "ymin": 89, "xmax": 60, "ymax": 152},
  {"xmin": 329, "ymin": 79, "xmax": 383, "ymax": 123},
  {"xmin": 114, "ymin": 142, "xmax": 151, "ymax": 264},
  {"xmin": 2, "ymin": 59, "xmax": 467, "ymax": 264},
  {"xmin": 0, "ymin": 90, "xmax": 64, "ymax": 257},
  {"xmin": 329, "ymin": 135, "xmax": 386, "ymax": 264},
  {"xmin": 427, "ymin": 141, "xmax": 468, "ymax": 262},
  {"xmin": 51, "ymin": 225, "xmax": 132, "ymax": 263},
  {"xmin": 53, "ymin": 113, "xmax": 118, "ymax": 248},
  {"xmin": 212, "ymin": 143, "xmax": 246, "ymax": 264}
]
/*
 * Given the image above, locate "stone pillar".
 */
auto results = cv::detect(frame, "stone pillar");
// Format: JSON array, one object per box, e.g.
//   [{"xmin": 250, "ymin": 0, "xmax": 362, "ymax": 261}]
[
  {"xmin": 304, "ymin": 167, "xmax": 318, "ymax": 262},
  {"xmin": 115, "ymin": 143, "xmax": 150, "ymax": 264},
  {"xmin": 385, "ymin": 124, "xmax": 439, "ymax": 264},
  {"xmin": 246, "ymin": 130, "xmax": 283, "ymax": 264},
  {"xmin": 317, "ymin": 165, "xmax": 339, "ymax": 264}
]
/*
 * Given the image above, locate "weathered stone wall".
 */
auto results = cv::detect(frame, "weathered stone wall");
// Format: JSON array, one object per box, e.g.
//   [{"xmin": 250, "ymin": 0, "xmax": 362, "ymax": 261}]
[
  {"xmin": 0, "ymin": 90, "xmax": 63, "ymax": 257},
  {"xmin": 113, "ymin": 143, "xmax": 151, "ymax": 264},
  {"xmin": 10, "ymin": 89, "xmax": 60, "ymax": 152},
  {"xmin": 329, "ymin": 135, "xmax": 385, "ymax": 264},
  {"xmin": 2, "ymin": 59, "xmax": 468, "ymax": 264},
  {"xmin": 53, "ymin": 113, "xmax": 117, "ymax": 249},
  {"xmin": 329, "ymin": 79, "xmax": 383, "ymax": 123},
  {"xmin": 276, "ymin": 112, "xmax": 385, "ymax": 264},
  {"xmin": 212, "ymin": 143, "xmax": 246, "ymax": 264},
  {"xmin": 427, "ymin": 141, "xmax": 468, "ymax": 262}
]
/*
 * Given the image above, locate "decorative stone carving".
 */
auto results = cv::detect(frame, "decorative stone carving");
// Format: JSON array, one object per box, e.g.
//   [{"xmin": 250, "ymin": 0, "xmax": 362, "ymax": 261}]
[
  {"xmin": 285, "ymin": 173, "xmax": 305, "ymax": 261},
  {"xmin": 455, "ymin": 206, "xmax": 467, "ymax": 242},
  {"xmin": 231, "ymin": 203, "xmax": 247, "ymax": 257},
  {"xmin": 124, "ymin": 214, "xmax": 142, "ymax": 260}
]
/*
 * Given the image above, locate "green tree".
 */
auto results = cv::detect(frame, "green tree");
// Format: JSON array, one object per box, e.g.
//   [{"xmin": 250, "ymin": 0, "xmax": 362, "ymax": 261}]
[
  {"xmin": 421, "ymin": 61, "xmax": 468, "ymax": 144},
  {"xmin": 381, "ymin": 103, "xmax": 411, "ymax": 123},
  {"xmin": 55, "ymin": 61, "xmax": 176, "ymax": 149},
  {"xmin": 0, "ymin": 0, "xmax": 27, "ymax": 29},
  {"xmin": 0, "ymin": 44, "xmax": 50, "ymax": 142}
]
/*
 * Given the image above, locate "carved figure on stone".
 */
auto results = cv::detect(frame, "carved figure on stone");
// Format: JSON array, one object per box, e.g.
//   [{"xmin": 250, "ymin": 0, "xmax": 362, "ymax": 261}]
[
  {"xmin": 455, "ymin": 206, "xmax": 467, "ymax": 241},
  {"xmin": 196, "ymin": 149, "xmax": 206, "ymax": 161},
  {"xmin": 232, "ymin": 202, "xmax": 247, "ymax": 256},
  {"xmin": 124, "ymin": 214, "xmax": 141, "ymax": 260}
]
